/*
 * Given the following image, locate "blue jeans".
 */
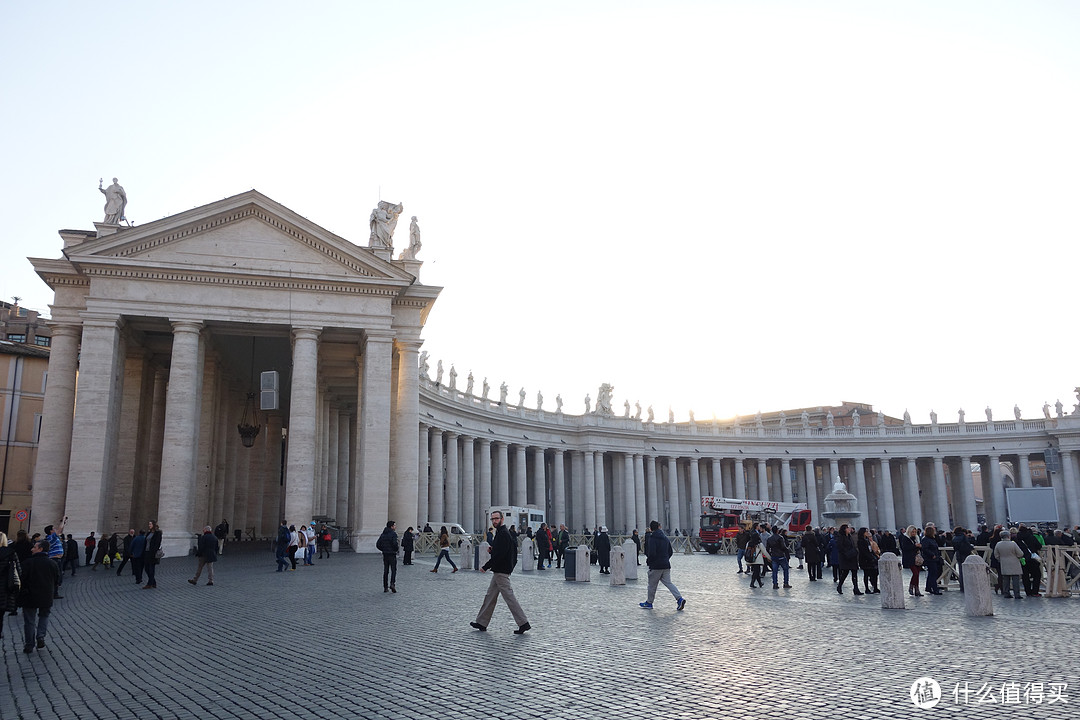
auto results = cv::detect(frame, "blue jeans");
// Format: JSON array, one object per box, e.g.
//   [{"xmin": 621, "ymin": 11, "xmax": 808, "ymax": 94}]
[
  {"xmin": 276, "ymin": 548, "xmax": 290, "ymax": 571},
  {"xmin": 736, "ymin": 548, "xmax": 745, "ymax": 571},
  {"xmin": 305, "ymin": 546, "xmax": 315, "ymax": 565},
  {"xmin": 433, "ymin": 549, "xmax": 457, "ymax": 570},
  {"xmin": 23, "ymin": 606, "xmax": 50, "ymax": 646},
  {"xmin": 771, "ymin": 556, "xmax": 790, "ymax": 586}
]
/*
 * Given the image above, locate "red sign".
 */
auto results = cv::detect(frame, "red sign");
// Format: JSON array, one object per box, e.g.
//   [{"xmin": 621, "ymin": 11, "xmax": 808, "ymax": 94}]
[{"xmin": 14, "ymin": 509, "xmax": 28, "ymax": 522}]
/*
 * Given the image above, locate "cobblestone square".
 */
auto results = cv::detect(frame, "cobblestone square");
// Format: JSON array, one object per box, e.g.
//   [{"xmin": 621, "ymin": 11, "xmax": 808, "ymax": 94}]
[{"xmin": 2, "ymin": 546, "xmax": 1076, "ymax": 720}]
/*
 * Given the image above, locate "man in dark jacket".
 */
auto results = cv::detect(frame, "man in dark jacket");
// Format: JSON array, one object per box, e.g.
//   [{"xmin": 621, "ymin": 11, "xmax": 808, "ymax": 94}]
[
  {"xmin": 115, "ymin": 529, "xmax": 136, "ymax": 577},
  {"xmin": 766, "ymin": 531, "xmax": 792, "ymax": 589},
  {"xmin": 555, "ymin": 524, "xmax": 570, "ymax": 569},
  {"xmin": 129, "ymin": 531, "xmax": 147, "ymax": 583},
  {"xmin": 19, "ymin": 539, "xmax": 59, "ymax": 654},
  {"xmin": 640, "ymin": 521, "xmax": 685, "ymax": 611},
  {"xmin": 275, "ymin": 521, "xmax": 291, "ymax": 573},
  {"xmin": 471, "ymin": 510, "xmax": 530, "ymax": 633},
  {"xmin": 214, "ymin": 519, "xmax": 229, "ymax": 556},
  {"xmin": 376, "ymin": 521, "xmax": 399, "ymax": 593},
  {"xmin": 595, "ymin": 527, "xmax": 612, "ymax": 574},
  {"xmin": 836, "ymin": 524, "xmax": 863, "ymax": 595},
  {"xmin": 735, "ymin": 527, "xmax": 751, "ymax": 573},
  {"xmin": 951, "ymin": 526, "xmax": 974, "ymax": 592},
  {"xmin": 189, "ymin": 526, "xmax": 219, "ymax": 586}
]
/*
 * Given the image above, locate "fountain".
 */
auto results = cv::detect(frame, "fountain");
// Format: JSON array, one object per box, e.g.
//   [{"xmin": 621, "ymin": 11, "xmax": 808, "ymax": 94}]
[{"xmin": 822, "ymin": 478, "xmax": 861, "ymax": 529}]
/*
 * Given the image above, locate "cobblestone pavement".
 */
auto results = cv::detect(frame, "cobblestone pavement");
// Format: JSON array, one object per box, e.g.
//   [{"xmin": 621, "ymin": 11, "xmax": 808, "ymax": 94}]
[{"xmin": 2, "ymin": 545, "xmax": 1076, "ymax": 720}]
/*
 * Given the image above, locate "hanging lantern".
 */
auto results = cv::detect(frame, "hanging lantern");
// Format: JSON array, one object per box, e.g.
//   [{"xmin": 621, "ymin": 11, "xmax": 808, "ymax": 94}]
[{"xmin": 237, "ymin": 391, "xmax": 261, "ymax": 448}]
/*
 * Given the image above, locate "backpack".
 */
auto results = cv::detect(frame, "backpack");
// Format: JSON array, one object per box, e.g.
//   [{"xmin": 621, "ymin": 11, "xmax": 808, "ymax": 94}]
[
  {"xmin": 745, "ymin": 544, "xmax": 759, "ymax": 564},
  {"xmin": 3, "ymin": 552, "xmax": 21, "ymax": 595}
]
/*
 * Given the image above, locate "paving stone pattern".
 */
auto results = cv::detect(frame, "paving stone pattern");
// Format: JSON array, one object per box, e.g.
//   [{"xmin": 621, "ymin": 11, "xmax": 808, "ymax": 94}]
[{"xmin": 2, "ymin": 546, "xmax": 1076, "ymax": 719}]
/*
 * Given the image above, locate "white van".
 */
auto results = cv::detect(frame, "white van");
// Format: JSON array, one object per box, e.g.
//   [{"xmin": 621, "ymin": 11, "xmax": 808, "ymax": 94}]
[{"xmin": 422, "ymin": 522, "xmax": 472, "ymax": 547}]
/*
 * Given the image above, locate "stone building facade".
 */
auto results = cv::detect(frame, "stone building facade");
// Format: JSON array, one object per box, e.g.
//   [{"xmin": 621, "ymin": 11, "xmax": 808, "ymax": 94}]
[{"xmin": 0, "ymin": 339, "xmax": 48, "ymax": 535}]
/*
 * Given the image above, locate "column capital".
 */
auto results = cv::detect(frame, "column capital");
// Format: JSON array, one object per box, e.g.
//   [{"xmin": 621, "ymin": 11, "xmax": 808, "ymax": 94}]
[
  {"xmin": 48, "ymin": 322, "xmax": 83, "ymax": 339},
  {"xmin": 394, "ymin": 338, "xmax": 424, "ymax": 353},
  {"xmin": 169, "ymin": 319, "xmax": 204, "ymax": 334},
  {"xmin": 292, "ymin": 326, "xmax": 321, "ymax": 343},
  {"xmin": 80, "ymin": 312, "xmax": 123, "ymax": 329},
  {"xmin": 444, "ymin": 430, "xmax": 458, "ymax": 440},
  {"xmin": 478, "ymin": 437, "xmax": 492, "ymax": 448},
  {"xmin": 363, "ymin": 329, "xmax": 395, "ymax": 343}
]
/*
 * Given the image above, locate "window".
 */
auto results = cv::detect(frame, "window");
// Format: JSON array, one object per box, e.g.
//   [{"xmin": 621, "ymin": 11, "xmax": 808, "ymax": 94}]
[
  {"xmin": 33, "ymin": 413, "xmax": 43, "ymax": 443},
  {"xmin": 6, "ymin": 333, "xmax": 26, "ymax": 343},
  {"xmin": 17, "ymin": 307, "xmax": 28, "ymax": 317},
  {"xmin": 34, "ymin": 336, "xmax": 50, "ymax": 347}
]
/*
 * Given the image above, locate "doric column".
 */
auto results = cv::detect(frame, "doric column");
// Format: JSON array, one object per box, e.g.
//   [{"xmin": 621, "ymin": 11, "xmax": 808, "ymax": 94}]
[
  {"xmin": 137, "ymin": 366, "xmax": 168, "ymax": 524},
  {"xmin": 552, "ymin": 449, "xmax": 567, "ymax": 528},
  {"xmin": 985, "ymin": 454, "xmax": 1004, "ymax": 527},
  {"xmin": 734, "ymin": 458, "xmax": 746, "ymax": 498},
  {"xmin": 1017, "ymin": 453, "xmax": 1032, "ymax": 488},
  {"xmin": 319, "ymin": 393, "xmax": 332, "ymax": 515},
  {"xmin": 208, "ymin": 371, "xmax": 229, "ymax": 525},
  {"xmin": 904, "ymin": 458, "xmax": 922, "ymax": 528},
  {"xmin": 284, "ymin": 327, "xmax": 320, "ymax": 527},
  {"xmin": 932, "ymin": 456, "xmax": 950, "ymax": 528},
  {"xmin": 756, "ymin": 458, "xmax": 768, "ymax": 501},
  {"xmin": 645, "ymin": 456, "xmax": 659, "ymax": 524},
  {"xmin": 633, "ymin": 454, "xmax": 646, "ymax": 533},
  {"xmin": 495, "ymin": 442, "xmax": 510, "ymax": 506},
  {"xmin": 957, "ymin": 456, "xmax": 976, "ymax": 530},
  {"xmin": 709, "ymin": 458, "xmax": 722, "ymax": 498},
  {"xmin": 513, "ymin": 444, "xmax": 528, "ymax": 507},
  {"xmin": 428, "ymin": 428, "xmax": 444, "ymax": 522},
  {"xmin": 356, "ymin": 332, "xmax": 393, "ymax": 547},
  {"xmin": 829, "ymin": 458, "xmax": 840, "ymax": 488},
  {"xmin": 262, "ymin": 414, "xmax": 284, "ymax": 535},
  {"xmin": 666, "ymin": 457, "xmax": 679, "ymax": 532},
  {"xmin": 445, "ymin": 431, "xmax": 460, "ymax": 523},
  {"xmin": 461, "ymin": 436, "xmax": 476, "ymax": 533},
  {"xmin": 780, "ymin": 458, "xmax": 793, "ymax": 503},
  {"xmin": 478, "ymin": 438, "xmax": 493, "ymax": 524},
  {"xmin": 1059, "ymin": 450, "xmax": 1080, "ymax": 526},
  {"xmin": 31, "ymin": 323, "xmax": 81, "ymax": 528},
  {"xmin": 582, "ymin": 451, "xmax": 597, "ymax": 530},
  {"xmin": 688, "ymin": 458, "xmax": 701, "ymax": 534},
  {"xmin": 721, "ymin": 459, "xmax": 733, "ymax": 498},
  {"xmin": 623, "ymin": 453, "xmax": 636, "ymax": 534},
  {"xmin": 336, "ymin": 411, "xmax": 350, "ymax": 525},
  {"xmin": 222, "ymin": 389, "xmax": 240, "ymax": 526},
  {"xmin": 390, "ymin": 340, "xmax": 421, "ymax": 530},
  {"xmin": 416, "ymin": 423, "xmax": 429, "ymax": 524},
  {"xmin": 532, "ymin": 447, "xmax": 547, "ymax": 517},
  {"xmin": 233, "ymin": 428, "xmax": 251, "ymax": 535},
  {"xmin": 594, "ymin": 451, "xmax": 607, "ymax": 528},
  {"xmin": 326, "ymin": 406, "xmax": 339, "ymax": 520},
  {"xmin": 854, "ymin": 459, "xmax": 869, "ymax": 529},
  {"xmin": 803, "ymin": 459, "xmax": 819, "ymax": 522},
  {"xmin": 878, "ymin": 458, "xmax": 897, "ymax": 532},
  {"xmin": 112, "ymin": 350, "xmax": 151, "ymax": 531},
  {"xmin": 157, "ymin": 320, "xmax": 204, "ymax": 555}
]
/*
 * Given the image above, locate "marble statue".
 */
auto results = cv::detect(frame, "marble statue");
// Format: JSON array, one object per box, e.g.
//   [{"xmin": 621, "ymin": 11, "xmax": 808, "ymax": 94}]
[
  {"xmin": 688, "ymin": 409, "xmax": 695, "ymax": 424},
  {"xmin": 754, "ymin": 411, "xmax": 763, "ymax": 429},
  {"xmin": 826, "ymin": 411, "xmax": 834, "ymax": 428},
  {"xmin": 596, "ymin": 384, "xmax": 615, "ymax": 416},
  {"xmin": 556, "ymin": 394, "xmax": 563, "ymax": 412},
  {"xmin": 852, "ymin": 409, "xmax": 860, "ymax": 427},
  {"xmin": 537, "ymin": 390, "xmax": 544, "ymax": 410},
  {"xmin": 99, "ymin": 177, "xmax": 127, "ymax": 224},
  {"xmin": 623, "ymin": 400, "xmax": 631, "ymax": 418},
  {"xmin": 435, "ymin": 360, "xmax": 443, "ymax": 385},
  {"xmin": 668, "ymin": 407, "xmax": 675, "ymax": 424},
  {"xmin": 903, "ymin": 409, "xmax": 911, "ymax": 426},
  {"xmin": 369, "ymin": 200, "xmax": 403, "ymax": 249},
  {"xmin": 499, "ymin": 382, "xmax": 508, "ymax": 405},
  {"xmin": 399, "ymin": 216, "xmax": 422, "ymax": 260},
  {"xmin": 519, "ymin": 387, "xmax": 526, "ymax": 407},
  {"xmin": 930, "ymin": 409, "xmax": 938, "ymax": 424},
  {"xmin": 1043, "ymin": 401, "xmax": 1052, "ymax": 420},
  {"xmin": 1056, "ymin": 399, "xmax": 1064, "ymax": 418},
  {"xmin": 778, "ymin": 411, "xmax": 786, "ymax": 428},
  {"xmin": 833, "ymin": 478, "xmax": 847, "ymax": 493},
  {"xmin": 958, "ymin": 408, "xmax": 965, "ymax": 423},
  {"xmin": 419, "ymin": 351, "xmax": 430, "ymax": 380},
  {"xmin": 584, "ymin": 394, "xmax": 591, "ymax": 414},
  {"xmin": 877, "ymin": 410, "xmax": 884, "ymax": 426},
  {"xmin": 985, "ymin": 406, "xmax": 993, "ymax": 423},
  {"xmin": 482, "ymin": 377, "xmax": 490, "ymax": 400},
  {"xmin": 466, "ymin": 371, "xmax": 474, "ymax": 396},
  {"xmin": 647, "ymin": 405, "xmax": 654, "ymax": 423},
  {"xmin": 634, "ymin": 401, "xmax": 642, "ymax": 420},
  {"xmin": 448, "ymin": 365, "xmax": 457, "ymax": 391},
  {"xmin": 1014, "ymin": 404, "xmax": 1021, "ymax": 421},
  {"xmin": 800, "ymin": 410, "xmax": 809, "ymax": 429}
]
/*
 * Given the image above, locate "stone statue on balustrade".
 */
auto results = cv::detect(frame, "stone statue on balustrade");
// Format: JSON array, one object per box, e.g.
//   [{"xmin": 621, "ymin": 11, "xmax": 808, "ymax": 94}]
[
  {"xmin": 435, "ymin": 360, "xmax": 444, "ymax": 385},
  {"xmin": 519, "ymin": 387, "xmax": 526, "ymax": 407},
  {"xmin": 537, "ymin": 391, "xmax": 544, "ymax": 410},
  {"xmin": 903, "ymin": 409, "xmax": 911, "ymax": 426},
  {"xmin": 623, "ymin": 400, "xmax": 631, "ymax": 418},
  {"xmin": 801, "ymin": 410, "xmax": 809, "ymax": 429},
  {"xmin": 635, "ymin": 401, "xmax": 642, "ymax": 420},
  {"xmin": 1043, "ymin": 401, "xmax": 1051, "ymax": 420},
  {"xmin": 985, "ymin": 406, "xmax": 993, "ymax": 422},
  {"xmin": 466, "ymin": 372, "xmax": 474, "ymax": 396},
  {"xmin": 448, "ymin": 365, "xmax": 457, "ymax": 391},
  {"xmin": 596, "ymin": 384, "xmax": 615, "ymax": 417},
  {"xmin": 778, "ymin": 411, "xmax": 786, "ymax": 428},
  {"xmin": 958, "ymin": 408, "xmax": 965, "ymax": 424},
  {"xmin": 668, "ymin": 407, "xmax": 675, "ymax": 424},
  {"xmin": 930, "ymin": 409, "xmax": 938, "ymax": 424},
  {"xmin": 754, "ymin": 411, "xmax": 763, "ymax": 429},
  {"xmin": 826, "ymin": 411, "xmax": 834, "ymax": 428},
  {"xmin": 499, "ymin": 382, "xmax": 508, "ymax": 405},
  {"xmin": 399, "ymin": 216, "xmax": 422, "ymax": 260},
  {"xmin": 1056, "ymin": 399, "xmax": 1064, "ymax": 418},
  {"xmin": 419, "ymin": 351, "xmax": 430, "ymax": 381},
  {"xmin": 556, "ymin": 394, "xmax": 563, "ymax": 412},
  {"xmin": 369, "ymin": 200, "xmax": 403, "ymax": 250},
  {"xmin": 99, "ymin": 177, "xmax": 127, "ymax": 224},
  {"xmin": 647, "ymin": 405, "xmax": 654, "ymax": 423},
  {"xmin": 852, "ymin": 409, "xmax": 860, "ymax": 427},
  {"xmin": 688, "ymin": 409, "xmax": 696, "ymax": 425},
  {"xmin": 1014, "ymin": 404, "xmax": 1021, "ymax": 421},
  {"xmin": 877, "ymin": 410, "xmax": 884, "ymax": 426},
  {"xmin": 482, "ymin": 377, "xmax": 490, "ymax": 400},
  {"xmin": 584, "ymin": 394, "xmax": 591, "ymax": 413}
]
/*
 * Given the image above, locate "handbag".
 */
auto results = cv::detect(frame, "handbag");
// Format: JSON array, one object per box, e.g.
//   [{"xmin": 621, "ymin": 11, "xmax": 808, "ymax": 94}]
[
  {"xmin": 914, "ymin": 551, "xmax": 923, "ymax": 566},
  {"xmin": 155, "ymin": 549, "xmax": 165, "ymax": 560}
]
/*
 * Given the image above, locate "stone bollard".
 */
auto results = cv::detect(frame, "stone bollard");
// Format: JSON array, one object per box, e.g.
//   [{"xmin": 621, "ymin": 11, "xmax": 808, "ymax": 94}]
[
  {"xmin": 459, "ymin": 540, "xmax": 473, "ymax": 570},
  {"xmin": 331, "ymin": 539, "xmax": 339, "ymax": 553},
  {"xmin": 963, "ymin": 555, "xmax": 993, "ymax": 616},
  {"xmin": 610, "ymin": 545, "xmax": 626, "ymax": 585},
  {"xmin": 521, "ymin": 538, "xmax": 536, "ymax": 571},
  {"xmin": 575, "ymin": 545, "xmax": 591, "ymax": 582},
  {"xmin": 684, "ymin": 537, "xmax": 693, "ymax": 555},
  {"xmin": 477, "ymin": 541, "xmax": 490, "ymax": 571},
  {"xmin": 622, "ymin": 539, "xmax": 638, "ymax": 580},
  {"xmin": 878, "ymin": 552, "xmax": 905, "ymax": 609}
]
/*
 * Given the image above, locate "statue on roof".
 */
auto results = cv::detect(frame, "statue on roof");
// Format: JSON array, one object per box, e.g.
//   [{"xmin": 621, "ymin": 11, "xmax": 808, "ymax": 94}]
[
  {"xmin": 99, "ymin": 177, "xmax": 127, "ymax": 224},
  {"xmin": 596, "ymin": 383, "xmax": 615, "ymax": 416},
  {"xmin": 369, "ymin": 200, "xmax": 403, "ymax": 250},
  {"xmin": 399, "ymin": 216, "xmax": 422, "ymax": 260}
]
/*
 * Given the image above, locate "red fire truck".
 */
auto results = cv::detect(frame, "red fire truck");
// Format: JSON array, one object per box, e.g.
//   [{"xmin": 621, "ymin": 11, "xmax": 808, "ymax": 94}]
[{"xmin": 699, "ymin": 496, "xmax": 812, "ymax": 554}]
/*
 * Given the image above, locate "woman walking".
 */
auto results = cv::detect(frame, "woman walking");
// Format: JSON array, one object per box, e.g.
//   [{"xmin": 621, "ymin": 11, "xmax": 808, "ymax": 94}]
[
  {"xmin": 143, "ymin": 521, "xmax": 162, "ymax": 589},
  {"xmin": 921, "ymin": 525, "xmax": 943, "ymax": 595},
  {"xmin": 835, "ymin": 524, "xmax": 862, "ymax": 595},
  {"xmin": 801, "ymin": 529, "xmax": 821, "ymax": 581},
  {"xmin": 402, "ymin": 527, "xmax": 415, "ymax": 565},
  {"xmin": 431, "ymin": 526, "xmax": 458, "ymax": 573},
  {"xmin": 746, "ymin": 529, "xmax": 765, "ymax": 588},
  {"xmin": 857, "ymin": 527, "xmax": 880, "ymax": 593},
  {"xmin": 899, "ymin": 525, "xmax": 923, "ymax": 596}
]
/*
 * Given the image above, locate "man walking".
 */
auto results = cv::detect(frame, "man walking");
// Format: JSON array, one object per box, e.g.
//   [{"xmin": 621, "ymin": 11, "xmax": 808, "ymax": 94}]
[
  {"xmin": 44, "ymin": 519, "xmax": 65, "ymax": 598},
  {"xmin": 376, "ymin": 521, "xmax": 399, "ymax": 593},
  {"xmin": 115, "ymin": 529, "xmax": 136, "ymax": 577},
  {"xmin": 275, "ymin": 521, "xmax": 291, "ymax": 573},
  {"xmin": 471, "ymin": 510, "xmax": 530, "ymax": 634},
  {"xmin": 189, "ymin": 526, "xmax": 219, "ymax": 586},
  {"xmin": 640, "ymin": 520, "xmax": 686, "ymax": 611},
  {"xmin": 19, "ymin": 539, "xmax": 60, "ymax": 654},
  {"xmin": 214, "ymin": 519, "xmax": 229, "ymax": 556},
  {"xmin": 83, "ymin": 532, "xmax": 96, "ymax": 567},
  {"xmin": 555, "ymin": 524, "xmax": 570, "ymax": 569},
  {"xmin": 62, "ymin": 535, "xmax": 79, "ymax": 576},
  {"xmin": 766, "ymin": 530, "xmax": 792, "ymax": 588}
]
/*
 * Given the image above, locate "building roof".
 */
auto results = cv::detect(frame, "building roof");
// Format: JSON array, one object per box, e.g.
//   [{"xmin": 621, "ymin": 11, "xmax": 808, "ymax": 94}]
[{"xmin": 0, "ymin": 339, "xmax": 51, "ymax": 358}]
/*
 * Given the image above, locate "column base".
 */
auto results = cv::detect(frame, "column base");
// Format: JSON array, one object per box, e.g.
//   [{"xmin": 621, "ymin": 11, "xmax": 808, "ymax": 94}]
[
  {"xmin": 350, "ymin": 530, "xmax": 383, "ymax": 553},
  {"xmin": 160, "ymin": 531, "xmax": 197, "ymax": 560}
]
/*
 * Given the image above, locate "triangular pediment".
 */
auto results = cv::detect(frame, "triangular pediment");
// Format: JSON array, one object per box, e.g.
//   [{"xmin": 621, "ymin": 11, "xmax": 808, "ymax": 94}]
[{"xmin": 66, "ymin": 190, "xmax": 415, "ymax": 287}]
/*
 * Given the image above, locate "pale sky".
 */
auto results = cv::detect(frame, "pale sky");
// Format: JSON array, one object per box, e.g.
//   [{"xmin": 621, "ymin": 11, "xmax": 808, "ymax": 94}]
[{"xmin": 2, "ymin": 1, "xmax": 1078, "ymax": 423}]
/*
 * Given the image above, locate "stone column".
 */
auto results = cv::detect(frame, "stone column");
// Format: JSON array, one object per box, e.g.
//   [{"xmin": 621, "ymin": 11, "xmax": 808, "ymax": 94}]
[
  {"xmin": 445, "ymin": 432, "xmax": 460, "ymax": 523},
  {"xmin": 721, "ymin": 459, "xmax": 733, "ymax": 498},
  {"xmin": 878, "ymin": 458, "xmax": 897, "ymax": 532},
  {"xmin": 1017, "ymin": 453, "xmax": 1032, "ymax": 489},
  {"xmin": 594, "ymin": 451, "xmax": 607, "ymax": 528},
  {"xmin": 336, "ymin": 411, "xmax": 350, "ymax": 524},
  {"xmin": 284, "ymin": 327, "xmax": 320, "ymax": 526},
  {"xmin": 417, "ymin": 424, "xmax": 429, "ymax": 525},
  {"xmin": 513, "ymin": 444, "xmax": 528, "ymax": 507},
  {"xmin": 112, "ymin": 351, "xmax": 151, "ymax": 531},
  {"xmin": 390, "ymin": 340, "xmax": 421, "ymax": 531},
  {"xmin": 157, "ymin": 320, "xmax": 204, "ymax": 555},
  {"xmin": 734, "ymin": 458, "xmax": 746, "ymax": 498},
  {"xmin": 319, "ymin": 393, "xmax": 332, "ymax": 515},
  {"xmin": 30, "ymin": 323, "xmax": 81, "ymax": 528},
  {"xmin": 957, "ymin": 456, "xmax": 977, "ymax": 530},
  {"xmin": 262, "ymin": 413, "xmax": 284, "ymax": 535},
  {"xmin": 666, "ymin": 457, "xmax": 679, "ymax": 532},
  {"xmin": 495, "ymin": 442, "xmax": 509, "ymax": 506},
  {"xmin": 532, "ymin": 447, "xmax": 547, "ymax": 517},
  {"xmin": 246, "ymin": 407, "xmax": 267, "ymax": 539},
  {"xmin": 932, "ymin": 456, "xmax": 950, "ymax": 528},
  {"xmin": 645, "ymin": 456, "xmax": 659, "ymax": 524},
  {"xmin": 583, "ymin": 451, "xmax": 597, "ymax": 530},
  {"xmin": 552, "ymin": 449, "xmax": 566, "ymax": 528},
  {"xmin": 326, "ymin": 407, "xmax": 339, "ymax": 520},
  {"xmin": 803, "ymin": 459, "xmax": 819, "ymax": 522},
  {"xmin": 356, "ymin": 332, "xmax": 393, "ymax": 547},
  {"xmin": 428, "ymin": 428, "xmax": 444, "ymax": 522},
  {"xmin": 854, "ymin": 459, "xmax": 869, "ymax": 529},
  {"xmin": 137, "ymin": 366, "xmax": 168, "ymax": 524},
  {"xmin": 829, "ymin": 458, "xmax": 840, "ymax": 488},
  {"xmin": 904, "ymin": 458, "xmax": 922, "ymax": 528},
  {"xmin": 633, "ymin": 453, "xmax": 647, "ymax": 533},
  {"xmin": 461, "ymin": 436, "xmax": 476, "ymax": 533},
  {"xmin": 623, "ymin": 453, "xmax": 636, "ymax": 534},
  {"xmin": 1060, "ymin": 450, "xmax": 1080, "ymax": 526},
  {"xmin": 688, "ymin": 458, "xmax": 701, "ymax": 533},
  {"xmin": 478, "ymin": 439, "xmax": 492, "ymax": 524},
  {"xmin": 985, "ymin": 454, "xmax": 1004, "ymax": 527},
  {"xmin": 780, "ymin": 458, "xmax": 793, "ymax": 503},
  {"xmin": 756, "ymin": 458, "xmax": 768, "ymax": 501}
]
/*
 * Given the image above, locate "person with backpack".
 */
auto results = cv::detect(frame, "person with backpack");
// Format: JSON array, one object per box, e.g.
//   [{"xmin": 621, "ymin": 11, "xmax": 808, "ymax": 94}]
[
  {"xmin": 376, "ymin": 521, "xmax": 399, "ymax": 593},
  {"xmin": 745, "ymin": 524, "xmax": 766, "ymax": 589}
]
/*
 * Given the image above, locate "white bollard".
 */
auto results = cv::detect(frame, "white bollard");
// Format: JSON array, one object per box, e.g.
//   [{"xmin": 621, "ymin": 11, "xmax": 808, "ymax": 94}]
[
  {"xmin": 575, "ymin": 545, "xmax": 591, "ymax": 582},
  {"xmin": 622, "ymin": 539, "xmax": 638, "ymax": 580},
  {"xmin": 459, "ymin": 540, "xmax": 473, "ymax": 570},
  {"xmin": 610, "ymin": 545, "xmax": 626, "ymax": 585},
  {"xmin": 521, "ymin": 538, "xmax": 536, "ymax": 571},
  {"xmin": 878, "ymin": 552, "xmax": 905, "ymax": 609},
  {"xmin": 963, "ymin": 555, "xmax": 994, "ymax": 616},
  {"xmin": 477, "ymin": 541, "xmax": 490, "ymax": 571},
  {"xmin": 331, "ymin": 539, "xmax": 339, "ymax": 553}
]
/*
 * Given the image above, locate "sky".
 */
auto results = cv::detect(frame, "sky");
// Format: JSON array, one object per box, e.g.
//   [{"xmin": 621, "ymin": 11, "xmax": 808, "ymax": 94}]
[{"xmin": 2, "ymin": 1, "xmax": 1079, "ymax": 423}]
